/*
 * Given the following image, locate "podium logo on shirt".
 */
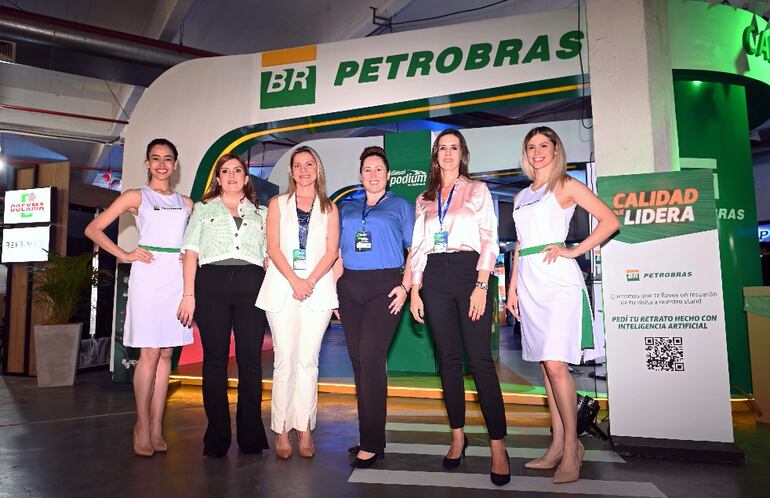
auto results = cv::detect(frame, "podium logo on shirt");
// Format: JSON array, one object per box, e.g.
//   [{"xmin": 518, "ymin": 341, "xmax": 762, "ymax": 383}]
[{"xmin": 260, "ymin": 46, "xmax": 317, "ymax": 109}]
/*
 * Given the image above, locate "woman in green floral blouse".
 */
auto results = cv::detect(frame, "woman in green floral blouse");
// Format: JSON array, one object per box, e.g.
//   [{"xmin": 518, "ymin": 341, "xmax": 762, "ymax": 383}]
[{"xmin": 178, "ymin": 154, "xmax": 269, "ymax": 458}]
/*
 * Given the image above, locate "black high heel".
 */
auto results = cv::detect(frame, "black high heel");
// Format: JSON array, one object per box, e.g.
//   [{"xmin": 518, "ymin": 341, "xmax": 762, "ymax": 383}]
[
  {"xmin": 347, "ymin": 445, "xmax": 360, "ymax": 454},
  {"xmin": 490, "ymin": 449, "xmax": 511, "ymax": 486},
  {"xmin": 442, "ymin": 435, "xmax": 468, "ymax": 469},
  {"xmin": 350, "ymin": 451, "xmax": 384, "ymax": 468}
]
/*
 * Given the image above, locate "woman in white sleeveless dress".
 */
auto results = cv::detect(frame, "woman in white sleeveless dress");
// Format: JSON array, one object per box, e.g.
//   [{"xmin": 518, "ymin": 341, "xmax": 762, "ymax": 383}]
[
  {"xmin": 86, "ymin": 139, "xmax": 193, "ymax": 457},
  {"xmin": 256, "ymin": 146, "xmax": 339, "ymax": 459},
  {"xmin": 506, "ymin": 127, "xmax": 619, "ymax": 484}
]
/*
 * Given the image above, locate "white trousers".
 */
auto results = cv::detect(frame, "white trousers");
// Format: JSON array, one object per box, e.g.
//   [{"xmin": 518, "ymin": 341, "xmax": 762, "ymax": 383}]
[{"xmin": 266, "ymin": 298, "xmax": 332, "ymax": 433}]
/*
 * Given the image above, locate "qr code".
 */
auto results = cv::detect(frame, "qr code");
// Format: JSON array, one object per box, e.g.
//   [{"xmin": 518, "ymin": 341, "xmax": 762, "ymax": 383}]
[{"xmin": 644, "ymin": 337, "xmax": 684, "ymax": 372}]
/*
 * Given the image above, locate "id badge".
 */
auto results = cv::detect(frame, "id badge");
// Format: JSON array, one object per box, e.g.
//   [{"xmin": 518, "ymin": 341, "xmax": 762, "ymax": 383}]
[
  {"xmin": 292, "ymin": 249, "xmax": 307, "ymax": 270},
  {"xmin": 355, "ymin": 230, "xmax": 372, "ymax": 252},
  {"xmin": 433, "ymin": 231, "xmax": 448, "ymax": 253}
]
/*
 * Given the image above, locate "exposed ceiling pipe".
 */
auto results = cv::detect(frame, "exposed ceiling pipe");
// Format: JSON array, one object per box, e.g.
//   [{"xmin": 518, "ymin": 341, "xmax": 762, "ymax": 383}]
[
  {"xmin": 0, "ymin": 102, "xmax": 129, "ymax": 125},
  {"xmin": 0, "ymin": 6, "xmax": 219, "ymax": 69}
]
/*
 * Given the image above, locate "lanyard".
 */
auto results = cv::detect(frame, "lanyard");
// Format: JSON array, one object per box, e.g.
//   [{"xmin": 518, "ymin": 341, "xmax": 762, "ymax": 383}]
[
  {"xmin": 296, "ymin": 195, "xmax": 315, "ymax": 249},
  {"xmin": 437, "ymin": 185, "xmax": 456, "ymax": 231},
  {"xmin": 361, "ymin": 191, "xmax": 389, "ymax": 229}
]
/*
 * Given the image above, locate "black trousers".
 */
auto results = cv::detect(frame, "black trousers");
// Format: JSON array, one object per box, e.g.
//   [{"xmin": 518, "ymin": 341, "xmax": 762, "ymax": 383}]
[
  {"xmin": 194, "ymin": 264, "xmax": 269, "ymax": 455},
  {"xmin": 337, "ymin": 268, "xmax": 402, "ymax": 453},
  {"xmin": 421, "ymin": 251, "xmax": 506, "ymax": 440}
]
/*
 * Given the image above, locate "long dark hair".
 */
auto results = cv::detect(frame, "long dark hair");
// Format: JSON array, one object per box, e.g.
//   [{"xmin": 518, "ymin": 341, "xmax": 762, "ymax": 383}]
[
  {"xmin": 200, "ymin": 154, "xmax": 257, "ymax": 205},
  {"xmin": 422, "ymin": 129, "xmax": 470, "ymax": 201},
  {"xmin": 145, "ymin": 138, "xmax": 178, "ymax": 182},
  {"xmin": 286, "ymin": 146, "xmax": 332, "ymax": 213}
]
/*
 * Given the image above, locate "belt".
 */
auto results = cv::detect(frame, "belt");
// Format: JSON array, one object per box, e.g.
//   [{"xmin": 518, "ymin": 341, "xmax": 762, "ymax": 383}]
[
  {"xmin": 518, "ymin": 242, "xmax": 564, "ymax": 257},
  {"xmin": 139, "ymin": 244, "xmax": 180, "ymax": 253}
]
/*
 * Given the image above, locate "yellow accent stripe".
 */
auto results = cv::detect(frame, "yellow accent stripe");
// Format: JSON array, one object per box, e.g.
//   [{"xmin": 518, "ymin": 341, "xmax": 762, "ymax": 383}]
[
  {"xmin": 332, "ymin": 186, "xmax": 362, "ymax": 203},
  {"xmin": 205, "ymin": 83, "xmax": 584, "ymax": 191},
  {"xmin": 261, "ymin": 45, "xmax": 317, "ymax": 67}
]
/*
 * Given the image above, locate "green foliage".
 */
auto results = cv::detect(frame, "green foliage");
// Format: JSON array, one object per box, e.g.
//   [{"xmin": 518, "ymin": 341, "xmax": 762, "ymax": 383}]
[{"xmin": 32, "ymin": 252, "xmax": 112, "ymax": 325}]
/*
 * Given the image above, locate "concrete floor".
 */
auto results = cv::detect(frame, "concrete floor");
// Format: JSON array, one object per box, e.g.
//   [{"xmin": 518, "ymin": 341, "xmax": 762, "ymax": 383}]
[{"xmin": 1, "ymin": 370, "xmax": 769, "ymax": 498}]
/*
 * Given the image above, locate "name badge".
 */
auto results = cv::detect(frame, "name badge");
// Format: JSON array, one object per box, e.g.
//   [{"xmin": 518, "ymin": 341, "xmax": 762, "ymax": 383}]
[
  {"xmin": 292, "ymin": 249, "xmax": 307, "ymax": 270},
  {"xmin": 355, "ymin": 230, "xmax": 372, "ymax": 252},
  {"xmin": 433, "ymin": 231, "xmax": 448, "ymax": 253}
]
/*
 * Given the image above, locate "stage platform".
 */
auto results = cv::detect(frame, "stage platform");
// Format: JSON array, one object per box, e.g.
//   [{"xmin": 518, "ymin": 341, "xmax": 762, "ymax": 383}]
[{"xmin": 172, "ymin": 325, "xmax": 612, "ymax": 408}]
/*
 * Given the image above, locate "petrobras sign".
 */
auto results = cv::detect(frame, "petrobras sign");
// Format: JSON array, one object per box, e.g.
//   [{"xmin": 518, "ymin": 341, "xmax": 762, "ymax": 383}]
[
  {"xmin": 258, "ymin": 9, "xmax": 585, "ymax": 111},
  {"xmin": 4, "ymin": 187, "xmax": 53, "ymax": 224},
  {"xmin": 1, "ymin": 226, "xmax": 50, "ymax": 263}
]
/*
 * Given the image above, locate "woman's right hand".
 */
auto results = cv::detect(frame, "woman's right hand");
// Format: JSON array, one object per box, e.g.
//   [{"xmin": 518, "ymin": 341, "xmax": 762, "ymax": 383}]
[
  {"xmin": 123, "ymin": 247, "xmax": 154, "ymax": 264},
  {"xmin": 505, "ymin": 289, "xmax": 521, "ymax": 320},
  {"xmin": 177, "ymin": 296, "xmax": 195, "ymax": 327},
  {"xmin": 290, "ymin": 277, "xmax": 314, "ymax": 301},
  {"xmin": 410, "ymin": 288, "xmax": 425, "ymax": 324}
]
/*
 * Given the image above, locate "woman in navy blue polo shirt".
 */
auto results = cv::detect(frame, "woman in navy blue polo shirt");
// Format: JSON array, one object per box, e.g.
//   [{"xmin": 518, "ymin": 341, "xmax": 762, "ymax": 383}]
[{"xmin": 336, "ymin": 146, "xmax": 415, "ymax": 469}]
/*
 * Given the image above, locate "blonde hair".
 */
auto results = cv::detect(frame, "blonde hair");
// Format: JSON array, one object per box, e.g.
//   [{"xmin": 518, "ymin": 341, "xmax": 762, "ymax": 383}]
[
  {"xmin": 519, "ymin": 126, "xmax": 569, "ymax": 193},
  {"xmin": 286, "ymin": 146, "xmax": 332, "ymax": 213}
]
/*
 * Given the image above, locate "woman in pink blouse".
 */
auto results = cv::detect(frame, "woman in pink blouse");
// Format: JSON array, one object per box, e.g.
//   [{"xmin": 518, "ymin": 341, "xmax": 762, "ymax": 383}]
[{"xmin": 409, "ymin": 128, "xmax": 509, "ymax": 486}]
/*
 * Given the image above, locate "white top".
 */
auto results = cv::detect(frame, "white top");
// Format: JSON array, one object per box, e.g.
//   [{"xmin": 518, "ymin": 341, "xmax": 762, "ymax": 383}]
[{"xmin": 256, "ymin": 193, "xmax": 338, "ymax": 312}]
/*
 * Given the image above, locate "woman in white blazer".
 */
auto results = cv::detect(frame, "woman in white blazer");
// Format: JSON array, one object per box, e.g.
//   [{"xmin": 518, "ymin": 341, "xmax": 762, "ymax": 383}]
[{"xmin": 256, "ymin": 145, "xmax": 339, "ymax": 459}]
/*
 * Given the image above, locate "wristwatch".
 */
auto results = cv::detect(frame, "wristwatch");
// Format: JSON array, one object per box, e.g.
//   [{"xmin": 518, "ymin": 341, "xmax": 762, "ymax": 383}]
[{"xmin": 475, "ymin": 281, "xmax": 489, "ymax": 290}]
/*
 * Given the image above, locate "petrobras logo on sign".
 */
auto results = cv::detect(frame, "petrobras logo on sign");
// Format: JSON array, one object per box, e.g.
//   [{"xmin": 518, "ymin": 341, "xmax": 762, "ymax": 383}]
[
  {"xmin": 260, "ymin": 46, "xmax": 317, "ymax": 109},
  {"xmin": 332, "ymin": 30, "xmax": 584, "ymax": 87},
  {"xmin": 4, "ymin": 187, "xmax": 53, "ymax": 224},
  {"xmin": 389, "ymin": 169, "xmax": 427, "ymax": 187}
]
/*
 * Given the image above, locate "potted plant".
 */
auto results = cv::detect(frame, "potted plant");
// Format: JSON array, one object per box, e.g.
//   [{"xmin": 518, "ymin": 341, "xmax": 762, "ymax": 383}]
[{"xmin": 32, "ymin": 252, "xmax": 109, "ymax": 387}]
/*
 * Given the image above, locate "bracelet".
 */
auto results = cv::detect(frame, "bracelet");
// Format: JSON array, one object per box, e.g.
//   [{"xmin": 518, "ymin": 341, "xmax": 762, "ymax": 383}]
[
  {"xmin": 399, "ymin": 284, "xmax": 408, "ymax": 293},
  {"xmin": 182, "ymin": 294, "xmax": 194, "ymax": 298}
]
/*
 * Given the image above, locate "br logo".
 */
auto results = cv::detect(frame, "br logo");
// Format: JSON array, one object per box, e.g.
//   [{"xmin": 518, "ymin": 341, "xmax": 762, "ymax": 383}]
[
  {"xmin": 625, "ymin": 269, "xmax": 640, "ymax": 282},
  {"xmin": 260, "ymin": 46, "xmax": 317, "ymax": 109}
]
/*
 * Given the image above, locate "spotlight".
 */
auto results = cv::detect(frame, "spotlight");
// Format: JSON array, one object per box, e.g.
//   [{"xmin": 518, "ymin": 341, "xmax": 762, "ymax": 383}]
[{"xmin": 577, "ymin": 394, "xmax": 608, "ymax": 440}]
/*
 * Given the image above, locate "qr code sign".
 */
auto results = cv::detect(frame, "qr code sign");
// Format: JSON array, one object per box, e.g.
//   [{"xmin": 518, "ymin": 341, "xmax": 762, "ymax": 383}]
[{"xmin": 644, "ymin": 337, "xmax": 684, "ymax": 372}]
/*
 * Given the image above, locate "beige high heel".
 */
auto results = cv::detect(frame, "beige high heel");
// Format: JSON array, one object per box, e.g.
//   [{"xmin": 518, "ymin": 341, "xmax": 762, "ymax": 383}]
[
  {"xmin": 151, "ymin": 437, "xmax": 168, "ymax": 452},
  {"xmin": 297, "ymin": 431, "xmax": 315, "ymax": 458},
  {"xmin": 275, "ymin": 432, "xmax": 293, "ymax": 459},
  {"xmin": 553, "ymin": 442, "xmax": 584, "ymax": 484},
  {"xmin": 133, "ymin": 425, "xmax": 154, "ymax": 457},
  {"xmin": 524, "ymin": 451, "xmax": 562, "ymax": 470}
]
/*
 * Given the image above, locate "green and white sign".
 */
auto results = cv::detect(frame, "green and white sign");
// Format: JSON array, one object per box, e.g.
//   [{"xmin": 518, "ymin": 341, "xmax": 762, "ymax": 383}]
[
  {"xmin": 599, "ymin": 170, "xmax": 733, "ymax": 443},
  {"xmin": 3, "ymin": 187, "xmax": 52, "ymax": 224}
]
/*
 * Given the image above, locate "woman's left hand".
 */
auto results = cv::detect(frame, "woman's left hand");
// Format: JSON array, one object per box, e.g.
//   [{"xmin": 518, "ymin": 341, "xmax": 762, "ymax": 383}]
[
  {"xmin": 387, "ymin": 285, "xmax": 408, "ymax": 315},
  {"xmin": 541, "ymin": 244, "xmax": 578, "ymax": 264},
  {"xmin": 468, "ymin": 287, "xmax": 487, "ymax": 321}
]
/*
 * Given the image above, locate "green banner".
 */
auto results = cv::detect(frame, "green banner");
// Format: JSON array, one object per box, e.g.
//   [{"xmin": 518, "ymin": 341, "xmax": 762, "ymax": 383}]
[{"xmin": 598, "ymin": 170, "xmax": 716, "ymax": 244}]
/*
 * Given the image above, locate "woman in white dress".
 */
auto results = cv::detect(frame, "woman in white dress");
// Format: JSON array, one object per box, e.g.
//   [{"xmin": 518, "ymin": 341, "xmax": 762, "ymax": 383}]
[
  {"xmin": 506, "ymin": 127, "xmax": 619, "ymax": 483},
  {"xmin": 86, "ymin": 139, "xmax": 193, "ymax": 457}
]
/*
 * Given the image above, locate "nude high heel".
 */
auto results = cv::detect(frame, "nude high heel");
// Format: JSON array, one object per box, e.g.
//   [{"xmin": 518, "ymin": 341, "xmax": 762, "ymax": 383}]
[
  {"xmin": 298, "ymin": 431, "xmax": 315, "ymax": 458},
  {"xmin": 151, "ymin": 437, "xmax": 168, "ymax": 453},
  {"xmin": 524, "ymin": 451, "xmax": 562, "ymax": 470},
  {"xmin": 275, "ymin": 432, "xmax": 293, "ymax": 459},
  {"xmin": 133, "ymin": 425, "xmax": 154, "ymax": 457},
  {"xmin": 553, "ymin": 441, "xmax": 584, "ymax": 484}
]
